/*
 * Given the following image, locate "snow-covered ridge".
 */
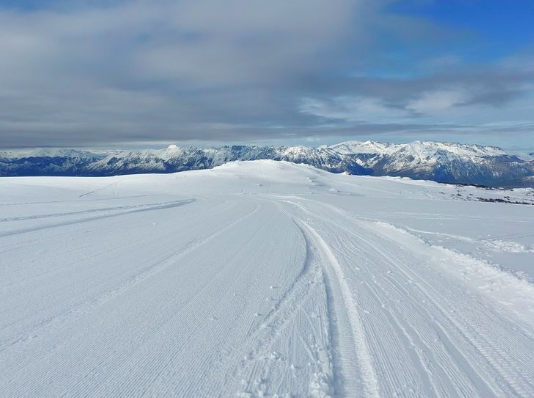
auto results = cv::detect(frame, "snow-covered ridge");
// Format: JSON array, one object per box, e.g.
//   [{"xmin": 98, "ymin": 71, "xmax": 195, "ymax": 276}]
[
  {"xmin": 0, "ymin": 148, "xmax": 102, "ymax": 159},
  {"xmin": 1, "ymin": 140, "xmax": 533, "ymax": 187},
  {"xmin": 329, "ymin": 140, "xmax": 508, "ymax": 158}
]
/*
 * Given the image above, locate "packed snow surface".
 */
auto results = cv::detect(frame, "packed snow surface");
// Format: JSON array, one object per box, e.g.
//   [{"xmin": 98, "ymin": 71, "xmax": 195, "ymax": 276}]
[{"xmin": 1, "ymin": 160, "xmax": 534, "ymax": 398}]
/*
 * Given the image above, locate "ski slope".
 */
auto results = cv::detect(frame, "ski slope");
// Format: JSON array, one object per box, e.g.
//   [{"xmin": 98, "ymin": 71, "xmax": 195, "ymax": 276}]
[{"xmin": 1, "ymin": 160, "xmax": 534, "ymax": 398}]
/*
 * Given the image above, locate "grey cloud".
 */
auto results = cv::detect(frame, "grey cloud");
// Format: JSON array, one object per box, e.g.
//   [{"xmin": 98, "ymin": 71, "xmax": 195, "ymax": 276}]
[
  {"xmin": 0, "ymin": 0, "xmax": 532, "ymax": 148},
  {"xmin": 299, "ymin": 64, "xmax": 534, "ymax": 127},
  {"xmin": 307, "ymin": 67, "xmax": 533, "ymax": 105},
  {"xmin": 0, "ymin": 0, "xmax": 366, "ymax": 148}
]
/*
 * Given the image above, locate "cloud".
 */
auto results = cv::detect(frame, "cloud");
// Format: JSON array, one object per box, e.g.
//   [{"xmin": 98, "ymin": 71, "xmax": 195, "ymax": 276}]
[
  {"xmin": 298, "ymin": 62, "xmax": 534, "ymax": 133},
  {"xmin": 0, "ymin": 0, "xmax": 368, "ymax": 147},
  {"xmin": 299, "ymin": 96, "xmax": 411, "ymax": 123},
  {"xmin": 0, "ymin": 0, "xmax": 532, "ymax": 148},
  {"xmin": 407, "ymin": 90, "xmax": 468, "ymax": 113}
]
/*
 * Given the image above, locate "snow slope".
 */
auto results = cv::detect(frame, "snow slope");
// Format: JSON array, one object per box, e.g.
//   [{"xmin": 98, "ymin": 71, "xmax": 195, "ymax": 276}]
[{"xmin": 1, "ymin": 161, "xmax": 534, "ymax": 398}]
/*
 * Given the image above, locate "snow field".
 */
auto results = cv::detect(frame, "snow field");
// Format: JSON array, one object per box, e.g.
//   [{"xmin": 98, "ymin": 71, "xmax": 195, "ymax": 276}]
[{"xmin": 1, "ymin": 160, "xmax": 534, "ymax": 397}]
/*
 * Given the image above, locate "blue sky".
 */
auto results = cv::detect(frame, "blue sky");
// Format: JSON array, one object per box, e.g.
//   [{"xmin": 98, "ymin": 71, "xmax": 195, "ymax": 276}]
[
  {"xmin": 392, "ymin": 1, "xmax": 534, "ymax": 59},
  {"xmin": 0, "ymin": 0, "xmax": 532, "ymax": 150}
]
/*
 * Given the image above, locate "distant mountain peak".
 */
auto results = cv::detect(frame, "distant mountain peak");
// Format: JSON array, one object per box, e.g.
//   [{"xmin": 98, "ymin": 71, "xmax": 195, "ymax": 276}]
[{"xmin": 1, "ymin": 140, "xmax": 532, "ymax": 187}]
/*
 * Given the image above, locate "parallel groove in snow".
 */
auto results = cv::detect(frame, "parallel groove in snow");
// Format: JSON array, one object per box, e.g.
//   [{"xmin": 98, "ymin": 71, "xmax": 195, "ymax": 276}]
[{"xmin": 296, "ymin": 220, "xmax": 380, "ymax": 398}]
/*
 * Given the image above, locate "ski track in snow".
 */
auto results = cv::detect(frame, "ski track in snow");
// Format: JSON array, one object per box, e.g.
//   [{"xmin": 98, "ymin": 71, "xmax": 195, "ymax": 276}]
[{"xmin": 1, "ymin": 160, "xmax": 534, "ymax": 398}]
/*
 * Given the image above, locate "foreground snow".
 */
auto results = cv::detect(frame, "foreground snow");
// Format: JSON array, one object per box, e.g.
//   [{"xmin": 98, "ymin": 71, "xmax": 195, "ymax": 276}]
[{"xmin": 1, "ymin": 160, "xmax": 534, "ymax": 398}]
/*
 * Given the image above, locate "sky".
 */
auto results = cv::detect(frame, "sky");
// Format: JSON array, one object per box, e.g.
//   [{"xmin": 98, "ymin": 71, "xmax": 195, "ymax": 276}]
[{"xmin": 0, "ymin": 0, "xmax": 532, "ymax": 150}]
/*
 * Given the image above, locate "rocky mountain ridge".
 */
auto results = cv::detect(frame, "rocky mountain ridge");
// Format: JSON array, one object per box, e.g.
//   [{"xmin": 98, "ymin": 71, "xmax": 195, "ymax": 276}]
[{"xmin": 1, "ymin": 141, "xmax": 533, "ymax": 187}]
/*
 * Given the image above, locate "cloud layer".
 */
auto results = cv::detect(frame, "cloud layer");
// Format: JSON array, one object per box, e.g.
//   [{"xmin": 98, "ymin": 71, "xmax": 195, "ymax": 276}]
[{"xmin": 0, "ymin": 0, "xmax": 532, "ymax": 148}]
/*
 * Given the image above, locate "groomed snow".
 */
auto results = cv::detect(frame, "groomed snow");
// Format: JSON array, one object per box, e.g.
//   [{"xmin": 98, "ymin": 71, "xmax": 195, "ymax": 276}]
[{"xmin": 1, "ymin": 160, "xmax": 534, "ymax": 398}]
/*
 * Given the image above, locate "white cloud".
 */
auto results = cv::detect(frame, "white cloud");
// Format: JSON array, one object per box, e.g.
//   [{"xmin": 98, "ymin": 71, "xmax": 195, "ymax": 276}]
[
  {"xmin": 407, "ymin": 90, "xmax": 468, "ymax": 113},
  {"xmin": 299, "ymin": 96, "xmax": 409, "ymax": 123}
]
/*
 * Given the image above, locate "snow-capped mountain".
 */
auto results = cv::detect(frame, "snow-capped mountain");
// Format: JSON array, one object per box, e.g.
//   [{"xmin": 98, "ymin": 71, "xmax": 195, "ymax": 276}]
[
  {"xmin": 1, "ymin": 141, "xmax": 533, "ymax": 187},
  {"xmin": 0, "ymin": 149, "xmax": 104, "ymax": 176},
  {"xmin": 323, "ymin": 141, "xmax": 533, "ymax": 187}
]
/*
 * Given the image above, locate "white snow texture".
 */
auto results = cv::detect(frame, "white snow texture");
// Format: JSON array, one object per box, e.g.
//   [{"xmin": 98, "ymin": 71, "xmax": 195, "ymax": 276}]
[{"xmin": 1, "ymin": 160, "xmax": 534, "ymax": 398}]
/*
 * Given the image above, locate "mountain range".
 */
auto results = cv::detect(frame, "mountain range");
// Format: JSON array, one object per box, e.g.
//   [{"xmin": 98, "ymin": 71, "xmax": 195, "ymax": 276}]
[{"xmin": 1, "ymin": 141, "xmax": 533, "ymax": 188}]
